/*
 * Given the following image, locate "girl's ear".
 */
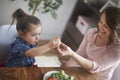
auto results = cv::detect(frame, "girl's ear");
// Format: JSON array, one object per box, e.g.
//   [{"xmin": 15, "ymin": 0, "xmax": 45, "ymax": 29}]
[{"xmin": 18, "ymin": 31, "xmax": 25, "ymax": 37}]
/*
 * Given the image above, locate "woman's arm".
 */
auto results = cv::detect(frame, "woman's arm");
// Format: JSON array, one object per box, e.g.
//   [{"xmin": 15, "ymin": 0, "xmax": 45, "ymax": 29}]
[
  {"xmin": 58, "ymin": 43, "xmax": 92, "ymax": 70},
  {"xmin": 70, "ymin": 50, "xmax": 93, "ymax": 70},
  {"xmin": 58, "ymin": 28, "xmax": 97, "ymax": 69}
]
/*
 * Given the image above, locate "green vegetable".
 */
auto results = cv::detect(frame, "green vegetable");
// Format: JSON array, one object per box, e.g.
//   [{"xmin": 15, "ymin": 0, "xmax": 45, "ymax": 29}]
[
  {"xmin": 49, "ymin": 70, "xmax": 74, "ymax": 80},
  {"xmin": 60, "ymin": 70, "xmax": 65, "ymax": 75},
  {"xmin": 68, "ymin": 76, "xmax": 74, "ymax": 80}
]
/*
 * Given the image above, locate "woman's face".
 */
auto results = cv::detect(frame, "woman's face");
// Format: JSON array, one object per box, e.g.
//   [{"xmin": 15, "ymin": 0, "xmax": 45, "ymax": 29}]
[
  {"xmin": 21, "ymin": 24, "xmax": 41, "ymax": 45},
  {"xmin": 98, "ymin": 12, "xmax": 111, "ymax": 41}
]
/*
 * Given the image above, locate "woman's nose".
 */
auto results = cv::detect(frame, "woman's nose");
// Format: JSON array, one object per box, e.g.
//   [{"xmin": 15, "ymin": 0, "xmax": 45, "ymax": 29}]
[{"xmin": 99, "ymin": 23, "xmax": 104, "ymax": 29}]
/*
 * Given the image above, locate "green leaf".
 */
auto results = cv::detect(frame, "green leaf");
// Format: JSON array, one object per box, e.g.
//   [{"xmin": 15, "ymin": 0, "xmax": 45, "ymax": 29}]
[
  {"xmin": 50, "ymin": 10, "xmax": 57, "ymax": 19},
  {"xmin": 9, "ymin": 0, "xmax": 62, "ymax": 19},
  {"xmin": 9, "ymin": 0, "xmax": 15, "ymax": 2}
]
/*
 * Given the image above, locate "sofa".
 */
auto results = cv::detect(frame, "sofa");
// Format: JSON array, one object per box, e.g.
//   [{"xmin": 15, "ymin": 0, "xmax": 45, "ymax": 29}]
[{"xmin": 0, "ymin": 25, "xmax": 17, "ymax": 67}]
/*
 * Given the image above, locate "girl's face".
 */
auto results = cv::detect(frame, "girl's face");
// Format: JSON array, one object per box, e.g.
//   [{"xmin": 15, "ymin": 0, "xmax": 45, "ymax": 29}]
[
  {"xmin": 98, "ymin": 12, "xmax": 111, "ymax": 41},
  {"xmin": 21, "ymin": 24, "xmax": 41, "ymax": 45}
]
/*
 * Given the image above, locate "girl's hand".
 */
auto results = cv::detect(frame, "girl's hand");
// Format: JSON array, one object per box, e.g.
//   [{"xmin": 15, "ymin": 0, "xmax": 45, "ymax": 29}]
[
  {"xmin": 57, "ymin": 43, "xmax": 73, "ymax": 56},
  {"xmin": 48, "ymin": 37, "xmax": 61, "ymax": 49}
]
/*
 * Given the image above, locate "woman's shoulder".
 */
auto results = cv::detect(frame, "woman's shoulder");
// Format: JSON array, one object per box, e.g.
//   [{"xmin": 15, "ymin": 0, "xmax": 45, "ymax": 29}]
[
  {"xmin": 85, "ymin": 27, "xmax": 98, "ymax": 38},
  {"xmin": 86, "ymin": 27, "xmax": 98, "ymax": 34},
  {"xmin": 110, "ymin": 44, "xmax": 120, "ymax": 49},
  {"xmin": 109, "ymin": 44, "xmax": 120, "ymax": 57}
]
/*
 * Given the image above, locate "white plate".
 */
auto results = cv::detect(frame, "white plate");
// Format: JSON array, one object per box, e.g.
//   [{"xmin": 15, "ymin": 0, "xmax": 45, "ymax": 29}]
[{"xmin": 43, "ymin": 71, "xmax": 59, "ymax": 80}]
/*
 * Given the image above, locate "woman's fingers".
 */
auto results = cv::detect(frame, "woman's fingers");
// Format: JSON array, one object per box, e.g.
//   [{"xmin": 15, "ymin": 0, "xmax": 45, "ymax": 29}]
[
  {"xmin": 56, "ymin": 43, "xmax": 68, "ymax": 56},
  {"xmin": 59, "ymin": 43, "xmax": 67, "ymax": 50},
  {"xmin": 56, "ymin": 47, "xmax": 63, "ymax": 56}
]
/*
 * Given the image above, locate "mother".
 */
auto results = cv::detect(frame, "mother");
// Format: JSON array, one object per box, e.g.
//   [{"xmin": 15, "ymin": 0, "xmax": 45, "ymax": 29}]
[{"xmin": 57, "ymin": 6, "xmax": 120, "ymax": 80}]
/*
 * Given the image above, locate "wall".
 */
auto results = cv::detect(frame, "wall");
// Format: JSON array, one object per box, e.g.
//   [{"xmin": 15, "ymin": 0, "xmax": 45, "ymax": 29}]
[{"xmin": 0, "ymin": 0, "xmax": 77, "ymax": 40}]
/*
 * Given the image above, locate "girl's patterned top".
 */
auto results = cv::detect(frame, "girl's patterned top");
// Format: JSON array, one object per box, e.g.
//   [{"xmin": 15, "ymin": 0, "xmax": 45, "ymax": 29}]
[{"xmin": 6, "ymin": 36, "xmax": 36, "ymax": 67}]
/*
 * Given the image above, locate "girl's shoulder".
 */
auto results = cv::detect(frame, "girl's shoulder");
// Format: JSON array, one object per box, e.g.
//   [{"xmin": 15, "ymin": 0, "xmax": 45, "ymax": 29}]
[{"xmin": 10, "ymin": 36, "xmax": 27, "ymax": 50}]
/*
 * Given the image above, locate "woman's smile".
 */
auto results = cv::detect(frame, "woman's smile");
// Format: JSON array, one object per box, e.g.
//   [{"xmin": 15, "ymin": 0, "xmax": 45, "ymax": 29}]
[{"xmin": 98, "ymin": 30, "xmax": 106, "ymax": 38}]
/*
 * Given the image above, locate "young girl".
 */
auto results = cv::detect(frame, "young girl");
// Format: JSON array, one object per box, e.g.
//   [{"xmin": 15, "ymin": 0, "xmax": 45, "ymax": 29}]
[
  {"xmin": 57, "ymin": 6, "xmax": 120, "ymax": 80},
  {"xmin": 5, "ymin": 8, "xmax": 61, "ymax": 67}
]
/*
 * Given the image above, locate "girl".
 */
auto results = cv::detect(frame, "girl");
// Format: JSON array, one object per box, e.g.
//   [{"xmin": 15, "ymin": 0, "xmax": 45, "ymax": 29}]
[
  {"xmin": 5, "ymin": 8, "xmax": 61, "ymax": 67},
  {"xmin": 57, "ymin": 6, "xmax": 120, "ymax": 80}
]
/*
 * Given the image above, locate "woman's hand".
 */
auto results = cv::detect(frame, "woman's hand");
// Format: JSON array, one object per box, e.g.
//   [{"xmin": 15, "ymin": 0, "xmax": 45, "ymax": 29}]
[
  {"xmin": 57, "ymin": 43, "xmax": 74, "ymax": 57},
  {"xmin": 60, "ymin": 60, "xmax": 68, "ymax": 67},
  {"xmin": 48, "ymin": 37, "xmax": 61, "ymax": 49}
]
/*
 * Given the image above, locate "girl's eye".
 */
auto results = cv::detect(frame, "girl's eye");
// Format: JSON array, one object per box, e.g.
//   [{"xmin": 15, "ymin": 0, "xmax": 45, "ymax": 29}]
[
  {"xmin": 31, "ymin": 34, "xmax": 37, "ymax": 37},
  {"xmin": 31, "ymin": 33, "xmax": 40, "ymax": 37}
]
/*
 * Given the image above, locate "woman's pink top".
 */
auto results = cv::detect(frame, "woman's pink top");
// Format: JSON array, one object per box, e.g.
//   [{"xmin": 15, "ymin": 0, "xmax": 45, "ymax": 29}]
[{"xmin": 76, "ymin": 28, "xmax": 120, "ymax": 80}]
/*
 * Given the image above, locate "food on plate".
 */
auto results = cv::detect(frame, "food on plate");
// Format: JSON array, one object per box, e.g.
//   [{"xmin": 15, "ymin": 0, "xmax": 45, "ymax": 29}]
[{"xmin": 47, "ymin": 70, "xmax": 74, "ymax": 80}]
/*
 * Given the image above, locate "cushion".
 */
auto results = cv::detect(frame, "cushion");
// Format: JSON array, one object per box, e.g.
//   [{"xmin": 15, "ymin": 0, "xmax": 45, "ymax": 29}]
[
  {"xmin": 0, "ymin": 24, "xmax": 17, "ymax": 44},
  {"xmin": 0, "ymin": 25, "xmax": 17, "ymax": 67}
]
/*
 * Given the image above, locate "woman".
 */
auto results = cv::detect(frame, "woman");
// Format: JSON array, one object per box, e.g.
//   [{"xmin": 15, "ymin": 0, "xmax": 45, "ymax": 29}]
[{"xmin": 57, "ymin": 6, "xmax": 120, "ymax": 80}]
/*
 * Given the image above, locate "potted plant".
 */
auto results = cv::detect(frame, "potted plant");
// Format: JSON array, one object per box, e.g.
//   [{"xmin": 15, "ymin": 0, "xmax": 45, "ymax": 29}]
[{"xmin": 9, "ymin": 0, "xmax": 63, "ymax": 19}]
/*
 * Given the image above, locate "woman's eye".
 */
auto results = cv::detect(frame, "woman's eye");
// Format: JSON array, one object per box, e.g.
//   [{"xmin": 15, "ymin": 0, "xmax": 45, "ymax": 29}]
[
  {"xmin": 99, "ymin": 21, "xmax": 102, "ymax": 24},
  {"xmin": 104, "ymin": 25, "xmax": 108, "ymax": 28}
]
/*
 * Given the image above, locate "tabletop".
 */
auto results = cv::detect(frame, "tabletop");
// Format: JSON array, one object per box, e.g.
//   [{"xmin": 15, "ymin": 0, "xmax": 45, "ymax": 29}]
[{"xmin": 0, "ymin": 67, "xmax": 99, "ymax": 80}]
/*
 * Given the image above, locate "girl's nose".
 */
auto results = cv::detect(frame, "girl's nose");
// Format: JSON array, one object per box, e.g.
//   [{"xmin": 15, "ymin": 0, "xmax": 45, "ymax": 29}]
[{"xmin": 36, "ymin": 35, "xmax": 40, "ymax": 41}]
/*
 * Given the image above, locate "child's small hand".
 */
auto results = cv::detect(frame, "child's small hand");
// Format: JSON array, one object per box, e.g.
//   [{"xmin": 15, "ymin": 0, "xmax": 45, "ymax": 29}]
[{"xmin": 48, "ymin": 37, "xmax": 61, "ymax": 49}]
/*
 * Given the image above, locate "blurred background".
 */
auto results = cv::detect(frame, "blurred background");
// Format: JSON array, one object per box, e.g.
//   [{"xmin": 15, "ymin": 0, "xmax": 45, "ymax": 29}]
[{"xmin": 0, "ymin": 0, "xmax": 120, "ymax": 50}]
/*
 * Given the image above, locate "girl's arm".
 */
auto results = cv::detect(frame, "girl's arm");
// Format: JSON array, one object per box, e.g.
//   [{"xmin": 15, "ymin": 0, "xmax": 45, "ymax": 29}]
[{"xmin": 25, "ymin": 38, "xmax": 61, "ymax": 57}]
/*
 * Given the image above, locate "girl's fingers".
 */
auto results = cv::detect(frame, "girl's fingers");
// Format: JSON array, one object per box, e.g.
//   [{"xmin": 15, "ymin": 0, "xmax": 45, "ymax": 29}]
[{"xmin": 53, "ymin": 38, "xmax": 61, "ymax": 48}]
